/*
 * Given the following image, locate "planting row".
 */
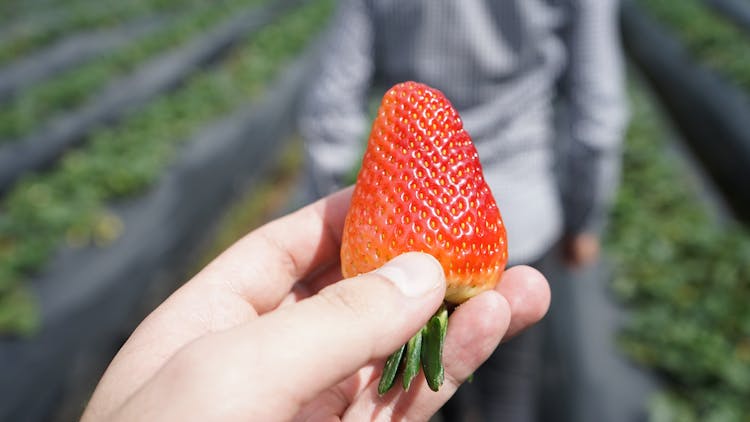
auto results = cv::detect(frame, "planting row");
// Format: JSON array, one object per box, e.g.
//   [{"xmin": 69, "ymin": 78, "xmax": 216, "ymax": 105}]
[
  {"xmin": 0, "ymin": 0, "xmax": 295, "ymax": 194},
  {"xmin": 0, "ymin": 55, "xmax": 316, "ymax": 422},
  {"xmin": 636, "ymin": 0, "xmax": 750, "ymax": 93},
  {"xmin": 0, "ymin": 0, "xmax": 335, "ymax": 334},
  {"xmin": 0, "ymin": 15, "xmax": 164, "ymax": 103},
  {"xmin": 704, "ymin": 0, "xmax": 750, "ymax": 34},
  {"xmin": 606, "ymin": 80, "xmax": 750, "ymax": 420},
  {"xmin": 0, "ymin": 0, "xmax": 209, "ymax": 66},
  {"xmin": 0, "ymin": 0, "xmax": 267, "ymax": 141},
  {"xmin": 622, "ymin": 0, "xmax": 750, "ymax": 224},
  {"xmin": 0, "ymin": 0, "xmax": 97, "ymax": 25}
]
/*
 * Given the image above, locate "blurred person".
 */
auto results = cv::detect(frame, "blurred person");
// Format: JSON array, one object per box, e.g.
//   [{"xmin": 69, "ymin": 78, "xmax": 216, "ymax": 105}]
[
  {"xmin": 298, "ymin": 0, "xmax": 628, "ymax": 420},
  {"xmin": 81, "ymin": 188, "xmax": 551, "ymax": 421}
]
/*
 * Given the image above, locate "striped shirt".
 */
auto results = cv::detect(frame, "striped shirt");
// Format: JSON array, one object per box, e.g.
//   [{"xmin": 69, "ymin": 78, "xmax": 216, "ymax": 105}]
[{"xmin": 299, "ymin": 0, "xmax": 628, "ymax": 264}]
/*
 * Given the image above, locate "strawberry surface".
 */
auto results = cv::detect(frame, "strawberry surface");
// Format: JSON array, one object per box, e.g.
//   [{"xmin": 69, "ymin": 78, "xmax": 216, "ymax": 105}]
[{"xmin": 341, "ymin": 81, "xmax": 508, "ymax": 304}]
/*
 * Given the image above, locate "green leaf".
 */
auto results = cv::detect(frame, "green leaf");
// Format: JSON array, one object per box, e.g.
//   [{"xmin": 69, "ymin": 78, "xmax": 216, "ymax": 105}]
[
  {"xmin": 421, "ymin": 304, "xmax": 448, "ymax": 392},
  {"xmin": 378, "ymin": 344, "xmax": 405, "ymax": 396},
  {"xmin": 402, "ymin": 328, "xmax": 424, "ymax": 391}
]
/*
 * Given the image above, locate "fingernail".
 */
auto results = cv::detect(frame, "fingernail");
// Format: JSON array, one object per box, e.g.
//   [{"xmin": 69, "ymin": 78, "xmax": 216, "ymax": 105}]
[{"xmin": 375, "ymin": 252, "xmax": 444, "ymax": 297}]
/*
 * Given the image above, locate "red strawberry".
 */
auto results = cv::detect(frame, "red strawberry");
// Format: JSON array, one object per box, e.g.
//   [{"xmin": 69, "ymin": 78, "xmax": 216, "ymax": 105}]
[{"xmin": 340, "ymin": 81, "xmax": 508, "ymax": 393}]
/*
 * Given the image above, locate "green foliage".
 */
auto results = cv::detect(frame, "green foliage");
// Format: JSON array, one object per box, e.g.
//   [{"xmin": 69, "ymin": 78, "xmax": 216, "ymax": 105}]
[
  {"xmin": 0, "ymin": 286, "xmax": 39, "ymax": 336},
  {"xmin": 0, "ymin": 0, "xmax": 265, "ymax": 141},
  {"xmin": 638, "ymin": 0, "xmax": 750, "ymax": 92},
  {"xmin": 607, "ymin": 83, "xmax": 750, "ymax": 420},
  {"xmin": 624, "ymin": 6, "xmax": 750, "ymax": 415},
  {"xmin": 0, "ymin": 0, "xmax": 335, "ymax": 334},
  {"xmin": 0, "ymin": 0, "xmax": 208, "ymax": 66}
]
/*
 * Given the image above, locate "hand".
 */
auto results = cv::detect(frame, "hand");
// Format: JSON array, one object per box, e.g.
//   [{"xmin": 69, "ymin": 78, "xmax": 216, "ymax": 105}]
[
  {"xmin": 563, "ymin": 232, "xmax": 601, "ymax": 269},
  {"xmin": 82, "ymin": 188, "xmax": 550, "ymax": 422}
]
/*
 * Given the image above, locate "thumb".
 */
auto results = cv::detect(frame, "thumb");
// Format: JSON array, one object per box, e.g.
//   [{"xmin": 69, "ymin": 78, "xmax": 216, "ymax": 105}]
[{"xmin": 116, "ymin": 253, "xmax": 446, "ymax": 421}]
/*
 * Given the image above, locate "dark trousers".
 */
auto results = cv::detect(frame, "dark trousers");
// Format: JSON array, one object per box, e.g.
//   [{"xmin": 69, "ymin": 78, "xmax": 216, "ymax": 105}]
[
  {"xmin": 440, "ymin": 327, "xmax": 543, "ymax": 422},
  {"xmin": 439, "ymin": 256, "xmax": 548, "ymax": 422}
]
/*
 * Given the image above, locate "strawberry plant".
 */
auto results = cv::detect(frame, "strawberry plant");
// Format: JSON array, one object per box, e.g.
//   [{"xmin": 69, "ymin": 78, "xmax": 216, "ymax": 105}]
[
  {"xmin": 0, "ymin": 0, "xmax": 209, "ymax": 66},
  {"xmin": 341, "ymin": 82, "xmax": 508, "ymax": 393},
  {"xmin": 607, "ymin": 81, "xmax": 750, "ymax": 420},
  {"xmin": 637, "ymin": 0, "xmax": 750, "ymax": 93},
  {"xmin": 0, "ymin": 0, "xmax": 266, "ymax": 141},
  {"xmin": 0, "ymin": 0, "xmax": 334, "ymax": 334}
]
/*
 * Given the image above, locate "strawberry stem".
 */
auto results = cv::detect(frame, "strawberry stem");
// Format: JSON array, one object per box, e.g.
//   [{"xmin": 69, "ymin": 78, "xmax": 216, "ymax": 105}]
[
  {"xmin": 378, "ymin": 343, "xmax": 406, "ymax": 395},
  {"xmin": 377, "ymin": 304, "xmax": 449, "ymax": 395},
  {"xmin": 421, "ymin": 304, "xmax": 448, "ymax": 391},
  {"xmin": 402, "ymin": 327, "xmax": 424, "ymax": 390}
]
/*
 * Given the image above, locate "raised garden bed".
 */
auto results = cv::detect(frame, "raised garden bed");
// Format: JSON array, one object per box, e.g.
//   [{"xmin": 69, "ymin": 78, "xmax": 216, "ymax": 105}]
[
  {"xmin": 0, "ymin": 0, "xmax": 270, "ymax": 141},
  {"xmin": 0, "ymin": 16, "xmax": 164, "ymax": 102},
  {"xmin": 704, "ymin": 0, "xmax": 750, "ymax": 34},
  {"xmin": 605, "ymin": 70, "xmax": 750, "ymax": 422},
  {"xmin": 634, "ymin": 0, "xmax": 750, "ymax": 92},
  {"xmin": 0, "ymin": 0, "xmax": 207, "ymax": 66},
  {"xmin": 0, "ymin": 0, "xmax": 294, "ymax": 193},
  {"xmin": 0, "ymin": 53, "xmax": 314, "ymax": 422},
  {"xmin": 618, "ymin": 2, "xmax": 750, "ymax": 419},
  {"xmin": 622, "ymin": 0, "xmax": 750, "ymax": 223}
]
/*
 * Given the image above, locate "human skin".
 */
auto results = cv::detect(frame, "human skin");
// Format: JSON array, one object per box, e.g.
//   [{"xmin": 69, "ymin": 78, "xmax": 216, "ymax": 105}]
[
  {"xmin": 563, "ymin": 232, "xmax": 601, "ymax": 268},
  {"xmin": 81, "ymin": 187, "xmax": 551, "ymax": 422}
]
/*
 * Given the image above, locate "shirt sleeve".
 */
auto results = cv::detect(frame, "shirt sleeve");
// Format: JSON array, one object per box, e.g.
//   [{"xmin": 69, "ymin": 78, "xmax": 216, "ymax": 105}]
[
  {"xmin": 559, "ymin": 0, "xmax": 629, "ymax": 235},
  {"xmin": 298, "ymin": 0, "xmax": 375, "ymax": 198}
]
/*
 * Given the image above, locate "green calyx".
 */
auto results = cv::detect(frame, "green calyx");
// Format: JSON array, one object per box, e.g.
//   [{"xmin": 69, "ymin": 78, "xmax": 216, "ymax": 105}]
[{"xmin": 378, "ymin": 304, "xmax": 449, "ymax": 395}]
